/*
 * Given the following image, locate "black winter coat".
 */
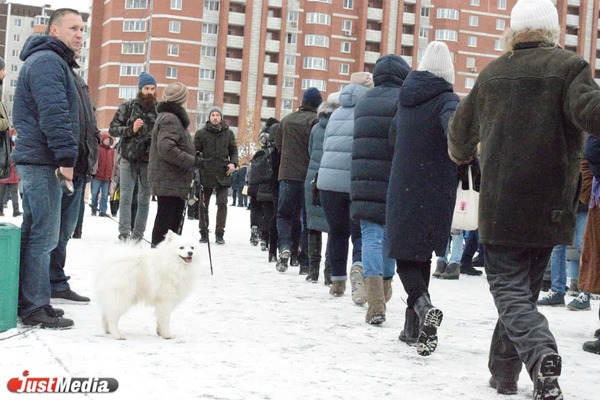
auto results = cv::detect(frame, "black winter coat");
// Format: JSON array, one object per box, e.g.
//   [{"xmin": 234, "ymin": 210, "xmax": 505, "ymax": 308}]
[
  {"xmin": 386, "ymin": 71, "xmax": 460, "ymax": 262},
  {"xmin": 194, "ymin": 122, "xmax": 238, "ymax": 188},
  {"xmin": 351, "ymin": 54, "xmax": 410, "ymax": 225}
]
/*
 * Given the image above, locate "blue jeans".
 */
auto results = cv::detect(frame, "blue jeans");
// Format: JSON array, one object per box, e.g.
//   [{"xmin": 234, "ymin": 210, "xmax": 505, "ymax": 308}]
[
  {"xmin": 276, "ymin": 180, "xmax": 307, "ymax": 255},
  {"xmin": 320, "ymin": 190, "xmax": 361, "ymax": 280},
  {"xmin": 439, "ymin": 229, "xmax": 464, "ymax": 264},
  {"xmin": 568, "ymin": 210, "xmax": 588, "ymax": 282},
  {"xmin": 16, "ymin": 165, "xmax": 63, "ymax": 317},
  {"xmin": 360, "ymin": 220, "xmax": 395, "ymax": 279},
  {"xmin": 49, "ymin": 177, "xmax": 85, "ymax": 292},
  {"xmin": 119, "ymin": 159, "xmax": 150, "ymax": 239},
  {"xmin": 550, "ymin": 244, "xmax": 567, "ymax": 295},
  {"xmin": 91, "ymin": 178, "xmax": 110, "ymax": 214}
]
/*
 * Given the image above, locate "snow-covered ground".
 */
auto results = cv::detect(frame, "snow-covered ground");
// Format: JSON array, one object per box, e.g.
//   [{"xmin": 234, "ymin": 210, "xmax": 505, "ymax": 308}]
[{"xmin": 1, "ymin": 199, "xmax": 598, "ymax": 400}]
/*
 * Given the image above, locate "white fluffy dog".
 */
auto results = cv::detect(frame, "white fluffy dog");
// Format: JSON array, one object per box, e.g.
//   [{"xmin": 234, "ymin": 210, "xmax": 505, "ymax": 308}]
[{"xmin": 95, "ymin": 230, "xmax": 198, "ymax": 340}]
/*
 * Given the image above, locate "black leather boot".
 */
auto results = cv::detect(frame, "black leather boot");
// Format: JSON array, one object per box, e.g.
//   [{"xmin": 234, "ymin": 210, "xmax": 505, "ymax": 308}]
[
  {"xmin": 413, "ymin": 293, "xmax": 444, "ymax": 356},
  {"xmin": 398, "ymin": 307, "xmax": 419, "ymax": 344}
]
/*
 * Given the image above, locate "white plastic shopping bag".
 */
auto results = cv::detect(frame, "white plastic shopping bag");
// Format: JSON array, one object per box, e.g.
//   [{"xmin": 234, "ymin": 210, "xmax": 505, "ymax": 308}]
[{"xmin": 451, "ymin": 165, "xmax": 479, "ymax": 231}]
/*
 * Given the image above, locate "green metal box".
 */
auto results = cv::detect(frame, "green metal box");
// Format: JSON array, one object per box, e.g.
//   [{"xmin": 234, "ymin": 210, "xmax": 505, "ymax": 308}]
[{"xmin": 0, "ymin": 223, "xmax": 21, "ymax": 332}]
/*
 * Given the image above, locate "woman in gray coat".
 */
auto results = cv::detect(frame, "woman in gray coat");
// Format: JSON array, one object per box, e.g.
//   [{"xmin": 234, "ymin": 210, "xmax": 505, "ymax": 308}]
[{"xmin": 148, "ymin": 83, "xmax": 198, "ymax": 246}]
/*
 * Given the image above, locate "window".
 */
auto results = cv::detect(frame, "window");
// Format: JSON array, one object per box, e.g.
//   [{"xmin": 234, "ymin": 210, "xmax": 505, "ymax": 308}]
[
  {"xmin": 494, "ymin": 40, "xmax": 503, "ymax": 51},
  {"xmin": 169, "ymin": 21, "xmax": 181, "ymax": 33},
  {"xmin": 121, "ymin": 42, "xmax": 145, "ymax": 54},
  {"xmin": 497, "ymin": 0, "xmax": 506, "ymax": 10},
  {"xmin": 308, "ymin": 0, "xmax": 332, "ymax": 3},
  {"xmin": 282, "ymin": 99, "xmax": 293, "ymax": 110},
  {"xmin": 339, "ymin": 63, "xmax": 350, "ymax": 75},
  {"xmin": 198, "ymin": 91, "xmax": 214, "ymax": 103},
  {"xmin": 204, "ymin": 0, "xmax": 219, "ymax": 11},
  {"xmin": 435, "ymin": 29, "xmax": 458, "ymax": 42},
  {"xmin": 301, "ymin": 79, "xmax": 326, "ymax": 91},
  {"xmin": 466, "ymin": 57, "xmax": 476, "ymax": 68},
  {"xmin": 343, "ymin": 20, "xmax": 352, "ymax": 34},
  {"xmin": 437, "ymin": 8, "xmax": 459, "ymax": 20},
  {"xmin": 171, "ymin": 0, "xmax": 182, "ymax": 10},
  {"xmin": 12, "ymin": 49, "xmax": 19, "ymax": 57},
  {"xmin": 287, "ymin": 33, "xmax": 297, "ymax": 44},
  {"xmin": 283, "ymin": 77, "xmax": 294, "ymax": 88},
  {"xmin": 10, "ymin": 79, "xmax": 17, "ymax": 88},
  {"xmin": 468, "ymin": 36, "xmax": 477, "ymax": 47},
  {"xmin": 470, "ymin": 0, "xmax": 480, "ymax": 6},
  {"xmin": 120, "ymin": 64, "xmax": 144, "ymax": 76},
  {"xmin": 303, "ymin": 57, "xmax": 328, "ymax": 71},
  {"xmin": 14, "ymin": 18, "xmax": 21, "ymax": 27},
  {"xmin": 166, "ymin": 67, "xmax": 178, "ymax": 79},
  {"xmin": 341, "ymin": 41, "xmax": 351, "ymax": 53},
  {"xmin": 125, "ymin": 0, "xmax": 147, "ymax": 9},
  {"xmin": 421, "ymin": 7, "xmax": 430, "ymax": 18},
  {"xmin": 288, "ymin": 11, "xmax": 299, "ymax": 23},
  {"xmin": 13, "ymin": 34, "xmax": 20, "ymax": 41},
  {"xmin": 11, "ymin": 65, "xmax": 18, "ymax": 72},
  {"xmin": 119, "ymin": 86, "xmax": 138, "ymax": 99},
  {"xmin": 123, "ymin": 19, "xmax": 147, "ymax": 32},
  {"xmin": 306, "ymin": 13, "xmax": 331, "ymax": 25},
  {"xmin": 305, "ymin": 35, "xmax": 329, "ymax": 47},
  {"xmin": 343, "ymin": 0, "xmax": 353, "ymax": 9},
  {"xmin": 167, "ymin": 44, "xmax": 179, "ymax": 56},
  {"xmin": 200, "ymin": 68, "xmax": 216, "ymax": 80},
  {"xmin": 419, "ymin": 28, "xmax": 429, "ymax": 39},
  {"xmin": 284, "ymin": 55, "xmax": 296, "ymax": 66},
  {"xmin": 201, "ymin": 45, "xmax": 216, "ymax": 57},
  {"xmin": 496, "ymin": 19, "xmax": 506, "ymax": 31},
  {"xmin": 465, "ymin": 77, "xmax": 475, "ymax": 89},
  {"xmin": 203, "ymin": 23, "xmax": 218, "ymax": 35},
  {"xmin": 469, "ymin": 15, "xmax": 479, "ymax": 27}
]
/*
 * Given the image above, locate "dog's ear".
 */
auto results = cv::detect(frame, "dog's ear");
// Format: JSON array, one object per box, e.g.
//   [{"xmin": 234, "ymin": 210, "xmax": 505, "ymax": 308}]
[{"xmin": 165, "ymin": 230, "xmax": 176, "ymax": 242}]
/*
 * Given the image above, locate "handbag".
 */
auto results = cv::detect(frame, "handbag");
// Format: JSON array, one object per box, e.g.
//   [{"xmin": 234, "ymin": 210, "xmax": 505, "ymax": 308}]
[
  {"xmin": 451, "ymin": 165, "xmax": 479, "ymax": 231},
  {"xmin": 242, "ymin": 184, "xmax": 249, "ymax": 195}
]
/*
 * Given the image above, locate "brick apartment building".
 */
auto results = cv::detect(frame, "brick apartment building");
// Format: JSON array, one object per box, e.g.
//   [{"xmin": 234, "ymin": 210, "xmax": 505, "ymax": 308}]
[{"xmin": 1, "ymin": 0, "xmax": 599, "ymax": 137}]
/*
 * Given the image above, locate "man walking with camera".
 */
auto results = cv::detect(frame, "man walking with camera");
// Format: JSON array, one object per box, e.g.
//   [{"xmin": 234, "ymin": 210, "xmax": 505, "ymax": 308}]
[{"xmin": 194, "ymin": 106, "xmax": 238, "ymax": 244}]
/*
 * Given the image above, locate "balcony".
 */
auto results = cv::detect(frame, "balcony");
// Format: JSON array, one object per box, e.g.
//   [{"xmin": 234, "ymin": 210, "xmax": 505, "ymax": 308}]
[
  {"xmin": 265, "ymin": 39, "xmax": 280, "ymax": 53},
  {"xmin": 225, "ymin": 58, "xmax": 243, "ymax": 71},
  {"xmin": 223, "ymin": 103, "xmax": 240, "ymax": 118},
  {"xmin": 264, "ymin": 62, "xmax": 279, "ymax": 75},
  {"xmin": 566, "ymin": 14, "xmax": 579, "ymax": 27},
  {"xmin": 268, "ymin": 0, "xmax": 282, "ymax": 7},
  {"xmin": 367, "ymin": 7, "xmax": 383, "ymax": 22},
  {"xmin": 365, "ymin": 29, "xmax": 382, "ymax": 42},
  {"xmin": 229, "ymin": 12, "xmax": 245, "ymax": 26},
  {"xmin": 262, "ymin": 85, "xmax": 277, "ymax": 97},
  {"xmin": 401, "ymin": 35, "xmax": 414, "ymax": 47},
  {"xmin": 564, "ymin": 34, "xmax": 578, "ymax": 47},
  {"xmin": 364, "ymin": 51, "xmax": 380, "ymax": 64},
  {"xmin": 261, "ymin": 106, "xmax": 276, "ymax": 118},
  {"xmin": 267, "ymin": 17, "xmax": 281, "ymax": 30},
  {"xmin": 402, "ymin": 12, "xmax": 415, "ymax": 25},
  {"xmin": 224, "ymin": 81, "xmax": 241, "ymax": 93},
  {"xmin": 227, "ymin": 35, "xmax": 244, "ymax": 48}
]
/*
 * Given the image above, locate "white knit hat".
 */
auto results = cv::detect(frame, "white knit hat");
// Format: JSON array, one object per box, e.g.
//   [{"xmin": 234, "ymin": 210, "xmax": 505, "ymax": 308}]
[
  {"xmin": 350, "ymin": 72, "xmax": 374, "ymax": 88},
  {"xmin": 417, "ymin": 41, "xmax": 455, "ymax": 84},
  {"xmin": 510, "ymin": 0, "xmax": 559, "ymax": 31}
]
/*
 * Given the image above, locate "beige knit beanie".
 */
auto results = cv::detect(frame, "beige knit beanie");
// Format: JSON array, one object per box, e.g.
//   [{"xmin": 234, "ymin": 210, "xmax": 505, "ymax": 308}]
[
  {"xmin": 510, "ymin": 0, "xmax": 559, "ymax": 31},
  {"xmin": 417, "ymin": 41, "xmax": 455, "ymax": 84},
  {"xmin": 162, "ymin": 82, "xmax": 188, "ymax": 104},
  {"xmin": 350, "ymin": 72, "xmax": 374, "ymax": 88}
]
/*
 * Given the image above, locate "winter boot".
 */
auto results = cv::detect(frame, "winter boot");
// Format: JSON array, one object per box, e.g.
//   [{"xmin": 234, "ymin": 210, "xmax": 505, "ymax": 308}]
[
  {"xmin": 306, "ymin": 233, "xmax": 322, "ymax": 283},
  {"xmin": 398, "ymin": 307, "xmax": 419, "ymax": 345},
  {"xmin": 533, "ymin": 353, "xmax": 562, "ymax": 400},
  {"xmin": 199, "ymin": 229, "xmax": 208, "ymax": 243},
  {"xmin": 440, "ymin": 262, "xmax": 460, "ymax": 280},
  {"xmin": 250, "ymin": 226, "xmax": 259, "ymax": 246},
  {"xmin": 329, "ymin": 280, "xmax": 346, "ymax": 297},
  {"xmin": 350, "ymin": 263, "xmax": 366, "ymax": 306},
  {"xmin": 413, "ymin": 293, "xmax": 444, "ymax": 356},
  {"xmin": 260, "ymin": 240, "xmax": 268, "ymax": 251},
  {"xmin": 432, "ymin": 259, "xmax": 447, "ymax": 278},
  {"xmin": 276, "ymin": 248, "xmax": 291, "ymax": 272},
  {"xmin": 323, "ymin": 258, "xmax": 332, "ymax": 286},
  {"xmin": 489, "ymin": 377, "xmax": 518, "ymax": 395},
  {"xmin": 364, "ymin": 276, "xmax": 385, "ymax": 324},
  {"xmin": 383, "ymin": 278, "xmax": 393, "ymax": 303}
]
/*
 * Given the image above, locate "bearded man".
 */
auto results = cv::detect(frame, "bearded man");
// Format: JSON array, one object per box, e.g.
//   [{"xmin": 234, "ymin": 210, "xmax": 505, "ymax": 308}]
[{"xmin": 109, "ymin": 71, "xmax": 158, "ymax": 241}]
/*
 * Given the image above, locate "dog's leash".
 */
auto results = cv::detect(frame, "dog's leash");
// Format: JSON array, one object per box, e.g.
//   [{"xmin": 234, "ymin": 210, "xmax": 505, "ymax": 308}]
[{"xmin": 196, "ymin": 162, "xmax": 214, "ymax": 276}]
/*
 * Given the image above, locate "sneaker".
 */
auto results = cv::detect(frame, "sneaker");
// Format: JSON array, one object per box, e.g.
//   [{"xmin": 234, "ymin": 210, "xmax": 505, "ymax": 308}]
[
  {"xmin": 49, "ymin": 305, "xmax": 64, "ymax": 317},
  {"xmin": 215, "ymin": 236, "xmax": 225, "ymax": 245},
  {"xmin": 250, "ymin": 226, "xmax": 259, "ymax": 246},
  {"xmin": 567, "ymin": 292, "xmax": 591, "ymax": 311},
  {"xmin": 260, "ymin": 240, "xmax": 268, "ymax": 251},
  {"xmin": 21, "ymin": 305, "xmax": 74, "ymax": 329},
  {"xmin": 13, "ymin": 211, "xmax": 23, "ymax": 217},
  {"xmin": 99, "ymin": 212, "xmax": 108, "ymax": 217},
  {"xmin": 51, "ymin": 289, "xmax": 90, "ymax": 304},
  {"xmin": 275, "ymin": 248, "xmax": 291, "ymax": 272},
  {"xmin": 537, "ymin": 290, "xmax": 565, "ymax": 307},
  {"xmin": 199, "ymin": 235, "xmax": 208, "ymax": 243},
  {"xmin": 118, "ymin": 233, "xmax": 130, "ymax": 242},
  {"xmin": 350, "ymin": 264, "xmax": 366, "ymax": 305},
  {"xmin": 489, "ymin": 377, "xmax": 518, "ymax": 395},
  {"xmin": 460, "ymin": 264, "xmax": 483, "ymax": 276},
  {"xmin": 329, "ymin": 280, "xmax": 346, "ymax": 297},
  {"xmin": 533, "ymin": 353, "xmax": 562, "ymax": 400},
  {"xmin": 582, "ymin": 339, "xmax": 600, "ymax": 355},
  {"xmin": 440, "ymin": 262, "xmax": 460, "ymax": 280}
]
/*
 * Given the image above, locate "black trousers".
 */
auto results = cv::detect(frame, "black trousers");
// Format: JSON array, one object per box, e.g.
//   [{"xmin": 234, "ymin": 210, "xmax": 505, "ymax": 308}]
[
  {"xmin": 152, "ymin": 196, "xmax": 185, "ymax": 246},
  {"xmin": 396, "ymin": 259, "xmax": 431, "ymax": 308}
]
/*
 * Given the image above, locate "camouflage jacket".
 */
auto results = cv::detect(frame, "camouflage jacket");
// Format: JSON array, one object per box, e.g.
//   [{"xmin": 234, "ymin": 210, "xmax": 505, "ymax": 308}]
[{"xmin": 108, "ymin": 98, "xmax": 157, "ymax": 163}]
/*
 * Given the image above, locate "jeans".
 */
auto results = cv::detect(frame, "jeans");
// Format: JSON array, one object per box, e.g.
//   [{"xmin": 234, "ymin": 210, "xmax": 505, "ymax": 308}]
[
  {"xmin": 439, "ymin": 230, "xmax": 464, "ymax": 264},
  {"xmin": 568, "ymin": 210, "xmax": 588, "ymax": 282},
  {"xmin": 91, "ymin": 178, "xmax": 110, "ymax": 214},
  {"xmin": 550, "ymin": 244, "xmax": 567, "ymax": 294},
  {"xmin": 276, "ymin": 180, "xmax": 307, "ymax": 253},
  {"xmin": 49, "ymin": 177, "xmax": 85, "ymax": 292},
  {"xmin": 119, "ymin": 159, "xmax": 150, "ymax": 239},
  {"xmin": 484, "ymin": 244, "xmax": 557, "ymax": 381},
  {"xmin": 16, "ymin": 165, "xmax": 63, "ymax": 317},
  {"xmin": 198, "ymin": 185, "xmax": 229, "ymax": 236},
  {"xmin": 320, "ymin": 189, "xmax": 361, "ymax": 279},
  {"xmin": 461, "ymin": 230, "xmax": 481, "ymax": 266},
  {"xmin": 360, "ymin": 220, "xmax": 395, "ymax": 279}
]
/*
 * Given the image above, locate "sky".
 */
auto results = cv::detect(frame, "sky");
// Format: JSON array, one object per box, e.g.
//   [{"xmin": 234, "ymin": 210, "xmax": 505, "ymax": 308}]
[
  {"xmin": 10, "ymin": 0, "xmax": 90, "ymax": 11},
  {"xmin": 0, "ymin": 200, "xmax": 599, "ymax": 399}
]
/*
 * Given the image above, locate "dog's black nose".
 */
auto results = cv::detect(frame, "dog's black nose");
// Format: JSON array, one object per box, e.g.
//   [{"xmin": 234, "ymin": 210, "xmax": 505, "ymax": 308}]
[{"xmin": 187, "ymin": 251, "xmax": 193, "ymax": 256}]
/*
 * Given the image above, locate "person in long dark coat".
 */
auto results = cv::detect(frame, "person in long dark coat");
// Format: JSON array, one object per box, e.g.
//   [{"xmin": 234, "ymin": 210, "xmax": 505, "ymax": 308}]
[
  {"xmin": 386, "ymin": 41, "xmax": 459, "ymax": 357},
  {"xmin": 449, "ymin": 1, "xmax": 600, "ymax": 397}
]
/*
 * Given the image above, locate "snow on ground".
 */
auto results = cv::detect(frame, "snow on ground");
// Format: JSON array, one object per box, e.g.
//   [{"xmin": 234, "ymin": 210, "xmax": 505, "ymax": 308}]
[{"xmin": 1, "ymin": 199, "xmax": 598, "ymax": 400}]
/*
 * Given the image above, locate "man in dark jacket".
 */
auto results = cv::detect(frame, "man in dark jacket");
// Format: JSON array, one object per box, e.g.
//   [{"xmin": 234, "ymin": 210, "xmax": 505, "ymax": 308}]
[
  {"xmin": 11, "ymin": 8, "xmax": 86, "ymax": 329},
  {"xmin": 448, "ymin": 1, "xmax": 600, "ymax": 398},
  {"xmin": 194, "ymin": 106, "xmax": 238, "ymax": 244},
  {"xmin": 274, "ymin": 88, "xmax": 321, "ymax": 272},
  {"xmin": 109, "ymin": 71, "xmax": 158, "ymax": 242}
]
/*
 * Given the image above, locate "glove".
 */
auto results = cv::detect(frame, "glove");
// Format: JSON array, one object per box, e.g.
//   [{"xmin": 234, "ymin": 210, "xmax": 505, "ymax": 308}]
[{"xmin": 194, "ymin": 155, "xmax": 204, "ymax": 168}]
